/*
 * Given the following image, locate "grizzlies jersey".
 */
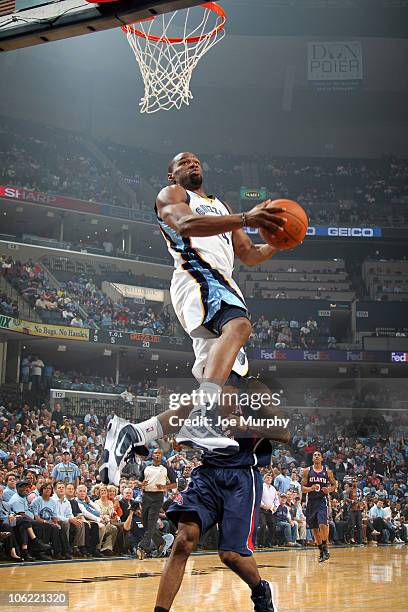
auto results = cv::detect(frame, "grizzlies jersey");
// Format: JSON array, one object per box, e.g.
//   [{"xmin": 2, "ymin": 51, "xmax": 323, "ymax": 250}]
[
  {"xmin": 202, "ymin": 437, "xmax": 274, "ymax": 469},
  {"xmin": 306, "ymin": 465, "xmax": 330, "ymax": 501},
  {"xmin": 156, "ymin": 190, "xmax": 247, "ymax": 338}
]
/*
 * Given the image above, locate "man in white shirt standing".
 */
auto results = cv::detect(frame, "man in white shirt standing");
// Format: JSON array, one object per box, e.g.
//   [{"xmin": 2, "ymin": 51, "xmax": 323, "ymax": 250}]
[
  {"xmin": 30, "ymin": 356, "xmax": 44, "ymax": 393},
  {"xmin": 258, "ymin": 474, "xmax": 279, "ymax": 548},
  {"xmin": 135, "ymin": 448, "xmax": 177, "ymax": 559}
]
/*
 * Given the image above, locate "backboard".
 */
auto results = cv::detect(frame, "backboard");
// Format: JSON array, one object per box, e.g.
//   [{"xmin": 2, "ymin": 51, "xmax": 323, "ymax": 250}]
[{"xmin": 0, "ymin": 0, "xmax": 203, "ymax": 52}]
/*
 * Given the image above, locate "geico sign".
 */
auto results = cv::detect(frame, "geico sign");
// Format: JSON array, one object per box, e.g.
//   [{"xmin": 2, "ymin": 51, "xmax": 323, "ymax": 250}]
[{"xmin": 328, "ymin": 227, "xmax": 374, "ymax": 237}]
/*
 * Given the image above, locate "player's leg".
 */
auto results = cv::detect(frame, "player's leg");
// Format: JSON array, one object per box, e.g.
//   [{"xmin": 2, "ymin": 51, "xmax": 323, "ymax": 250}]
[
  {"xmin": 99, "ymin": 392, "xmax": 237, "ymax": 485},
  {"xmin": 100, "ymin": 312, "xmax": 250, "ymax": 485},
  {"xmin": 318, "ymin": 522, "xmax": 330, "ymax": 562},
  {"xmin": 154, "ymin": 514, "xmax": 201, "ymax": 612},
  {"xmin": 218, "ymin": 552, "xmax": 277, "ymax": 612},
  {"xmin": 174, "ymin": 307, "xmax": 252, "ymax": 450},
  {"xmin": 312, "ymin": 527, "xmax": 322, "ymax": 544},
  {"xmin": 201, "ymin": 315, "xmax": 252, "ymax": 383},
  {"xmin": 311, "ymin": 523, "xmax": 325, "ymax": 562},
  {"xmin": 217, "ymin": 468, "xmax": 278, "ymax": 611}
]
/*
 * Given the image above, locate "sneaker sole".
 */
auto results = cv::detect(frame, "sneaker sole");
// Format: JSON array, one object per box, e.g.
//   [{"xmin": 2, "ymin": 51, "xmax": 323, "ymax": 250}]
[
  {"xmin": 99, "ymin": 416, "xmax": 147, "ymax": 485},
  {"xmin": 175, "ymin": 436, "xmax": 239, "ymax": 456}
]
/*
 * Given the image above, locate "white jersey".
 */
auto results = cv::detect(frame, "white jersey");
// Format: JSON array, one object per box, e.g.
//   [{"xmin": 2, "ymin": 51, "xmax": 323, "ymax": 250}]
[
  {"xmin": 164, "ymin": 190, "xmax": 235, "ymax": 277},
  {"xmin": 156, "ymin": 189, "xmax": 249, "ymax": 378}
]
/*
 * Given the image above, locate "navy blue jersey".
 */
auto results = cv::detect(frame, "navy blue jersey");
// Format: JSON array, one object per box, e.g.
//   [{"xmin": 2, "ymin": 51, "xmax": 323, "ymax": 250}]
[
  {"xmin": 202, "ymin": 436, "xmax": 273, "ymax": 469},
  {"xmin": 306, "ymin": 465, "xmax": 330, "ymax": 501}
]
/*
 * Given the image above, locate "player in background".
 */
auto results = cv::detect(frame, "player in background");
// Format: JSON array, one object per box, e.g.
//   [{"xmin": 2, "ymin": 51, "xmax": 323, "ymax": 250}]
[{"xmin": 302, "ymin": 450, "xmax": 337, "ymax": 562}]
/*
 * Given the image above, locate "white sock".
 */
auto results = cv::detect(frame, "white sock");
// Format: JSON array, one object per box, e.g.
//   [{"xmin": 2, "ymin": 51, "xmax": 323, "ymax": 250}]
[
  {"xmin": 192, "ymin": 382, "xmax": 222, "ymax": 415},
  {"xmin": 132, "ymin": 416, "xmax": 163, "ymax": 444}
]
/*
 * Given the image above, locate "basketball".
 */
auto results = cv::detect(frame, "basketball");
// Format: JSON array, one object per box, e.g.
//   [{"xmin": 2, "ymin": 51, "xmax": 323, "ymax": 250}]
[{"xmin": 259, "ymin": 199, "xmax": 309, "ymax": 250}]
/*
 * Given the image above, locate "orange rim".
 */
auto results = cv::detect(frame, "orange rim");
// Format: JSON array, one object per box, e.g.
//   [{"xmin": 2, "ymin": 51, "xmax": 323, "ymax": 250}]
[{"xmin": 121, "ymin": 2, "xmax": 226, "ymax": 44}]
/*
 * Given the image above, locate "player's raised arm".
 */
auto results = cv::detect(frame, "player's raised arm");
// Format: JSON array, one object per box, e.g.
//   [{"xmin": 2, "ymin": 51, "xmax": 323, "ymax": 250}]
[
  {"xmin": 226, "ymin": 200, "xmax": 286, "ymax": 266},
  {"xmin": 232, "ymin": 225, "xmax": 279, "ymax": 266},
  {"xmin": 157, "ymin": 186, "xmax": 286, "ymax": 238}
]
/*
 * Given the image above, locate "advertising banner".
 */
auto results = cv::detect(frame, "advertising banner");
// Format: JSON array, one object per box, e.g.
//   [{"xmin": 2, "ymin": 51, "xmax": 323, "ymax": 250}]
[
  {"xmin": 307, "ymin": 41, "xmax": 363, "ymax": 91},
  {"xmin": 0, "ymin": 315, "xmax": 89, "ymax": 341},
  {"xmin": 249, "ymin": 347, "xmax": 392, "ymax": 364}
]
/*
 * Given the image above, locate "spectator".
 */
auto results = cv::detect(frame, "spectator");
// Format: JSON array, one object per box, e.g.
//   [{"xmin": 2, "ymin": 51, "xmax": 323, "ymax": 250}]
[
  {"xmin": 51, "ymin": 403, "xmax": 64, "ymax": 428},
  {"xmin": 75, "ymin": 485, "xmax": 105, "ymax": 557},
  {"xmin": 52, "ymin": 451, "xmax": 80, "ymax": 487},
  {"xmin": 31, "ymin": 481, "xmax": 72, "ymax": 559},
  {"xmin": 368, "ymin": 500, "xmax": 395, "ymax": 543},
  {"xmin": 274, "ymin": 468, "xmax": 292, "ymax": 495},
  {"xmin": 258, "ymin": 474, "xmax": 279, "ymax": 548},
  {"xmin": 8, "ymin": 481, "xmax": 53, "ymax": 560},
  {"xmin": 93, "ymin": 485, "xmax": 118, "ymax": 556},
  {"xmin": 273, "ymin": 494, "xmax": 299, "ymax": 547},
  {"xmin": 30, "ymin": 356, "xmax": 44, "ymax": 392},
  {"xmin": 65, "ymin": 482, "xmax": 98, "ymax": 557},
  {"xmin": 84, "ymin": 408, "xmax": 99, "ymax": 428},
  {"xmin": 70, "ymin": 315, "xmax": 83, "ymax": 328},
  {"xmin": 0, "ymin": 483, "xmax": 23, "ymax": 561},
  {"xmin": 3, "ymin": 472, "xmax": 17, "ymax": 502},
  {"xmin": 20, "ymin": 356, "xmax": 31, "ymax": 385}
]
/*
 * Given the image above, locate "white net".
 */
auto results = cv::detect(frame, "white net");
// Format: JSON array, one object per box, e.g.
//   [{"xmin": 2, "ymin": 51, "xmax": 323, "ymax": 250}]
[{"xmin": 123, "ymin": 3, "xmax": 226, "ymax": 114}]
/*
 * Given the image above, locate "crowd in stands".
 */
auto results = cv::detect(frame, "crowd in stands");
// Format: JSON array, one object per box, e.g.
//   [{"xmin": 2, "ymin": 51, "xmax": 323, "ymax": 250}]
[
  {"xmin": 259, "ymin": 156, "xmax": 408, "ymax": 228},
  {"xmin": 0, "ymin": 118, "xmax": 133, "ymax": 208},
  {"xmin": 0, "ymin": 389, "xmax": 406, "ymax": 562},
  {"xmin": 249, "ymin": 314, "xmax": 335, "ymax": 350},
  {"xmin": 1, "ymin": 116, "xmax": 408, "ymax": 227},
  {"xmin": 0, "ymin": 293, "xmax": 19, "ymax": 318},
  {"xmin": 19, "ymin": 357, "xmax": 159, "ymax": 397},
  {"xmin": 1, "ymin": 256, "xmax": 173, "ymax": 334}
]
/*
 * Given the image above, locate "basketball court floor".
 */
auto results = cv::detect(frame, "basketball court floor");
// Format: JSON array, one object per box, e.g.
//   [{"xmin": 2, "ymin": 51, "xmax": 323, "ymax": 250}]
[{"xmin": 3, "ymin": 545, "xmax": 407, "ymax": 611}]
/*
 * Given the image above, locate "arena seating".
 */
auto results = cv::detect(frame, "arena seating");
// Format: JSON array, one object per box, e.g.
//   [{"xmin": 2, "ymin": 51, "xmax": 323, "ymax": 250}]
[
  {"xmin": 1, "ymin": 117, "xmax": 408, "ymax": 227},
  {"xmin": 239, "ymin": 259, "xmax": 355, "ymax": 301},
  {"xmin": 362, "ymin": 258, "xmax": 408, "ymax": 301},
  {"xmin": 1, "ymin": 256, "xmax": 173, "ymax": 334}
]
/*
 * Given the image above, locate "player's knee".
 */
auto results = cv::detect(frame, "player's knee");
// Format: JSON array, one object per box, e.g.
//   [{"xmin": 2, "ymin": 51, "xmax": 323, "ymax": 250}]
[
  {"xmin": 173, "ymin": 530, "xmax": 197, "ymax": 558},
  {"xmin": 218, "ymin": 550, "xmax": 240, "ymax": 568},
  {"xmin": 224, "ymin": 317, "xmax": 252, "ymax": 342}
]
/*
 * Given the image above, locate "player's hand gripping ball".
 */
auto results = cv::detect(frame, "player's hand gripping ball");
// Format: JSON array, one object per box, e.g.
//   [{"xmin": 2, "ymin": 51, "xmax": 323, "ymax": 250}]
[{"xmin": 259, "ymin": 199, "xmax": 308, "ymax": 250}]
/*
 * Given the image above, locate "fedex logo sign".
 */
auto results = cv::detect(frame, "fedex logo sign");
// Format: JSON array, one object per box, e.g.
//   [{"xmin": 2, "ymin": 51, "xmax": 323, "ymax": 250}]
[{"xmin": 391, "ymin": 352, "xmax": 408, "ymax": 363}]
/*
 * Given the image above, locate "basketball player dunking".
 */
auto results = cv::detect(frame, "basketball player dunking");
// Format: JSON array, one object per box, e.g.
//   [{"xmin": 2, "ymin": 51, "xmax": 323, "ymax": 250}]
[
  {"xmin": 100, "ymin": 152, "xmax": 295, "ymax": 611},
  {"xmin": 302, "ymin": 450, "xmax": 337, "ymax": 562}
]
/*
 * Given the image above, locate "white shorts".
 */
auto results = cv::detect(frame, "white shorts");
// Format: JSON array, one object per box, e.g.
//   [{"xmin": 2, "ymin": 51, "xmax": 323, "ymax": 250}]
[
  {"xmin": 191, "ymin": 337, "xmax": 249, "ymax": 382},
  {"xmin": 170, "ymin": 267, "xmax": 247, "ymax": 339}
]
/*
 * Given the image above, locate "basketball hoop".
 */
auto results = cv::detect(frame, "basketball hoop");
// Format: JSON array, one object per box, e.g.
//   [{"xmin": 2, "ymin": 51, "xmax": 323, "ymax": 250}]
[{"xmin": 122, "ymin": 2, "xmax": 226, "ymax": 114}]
